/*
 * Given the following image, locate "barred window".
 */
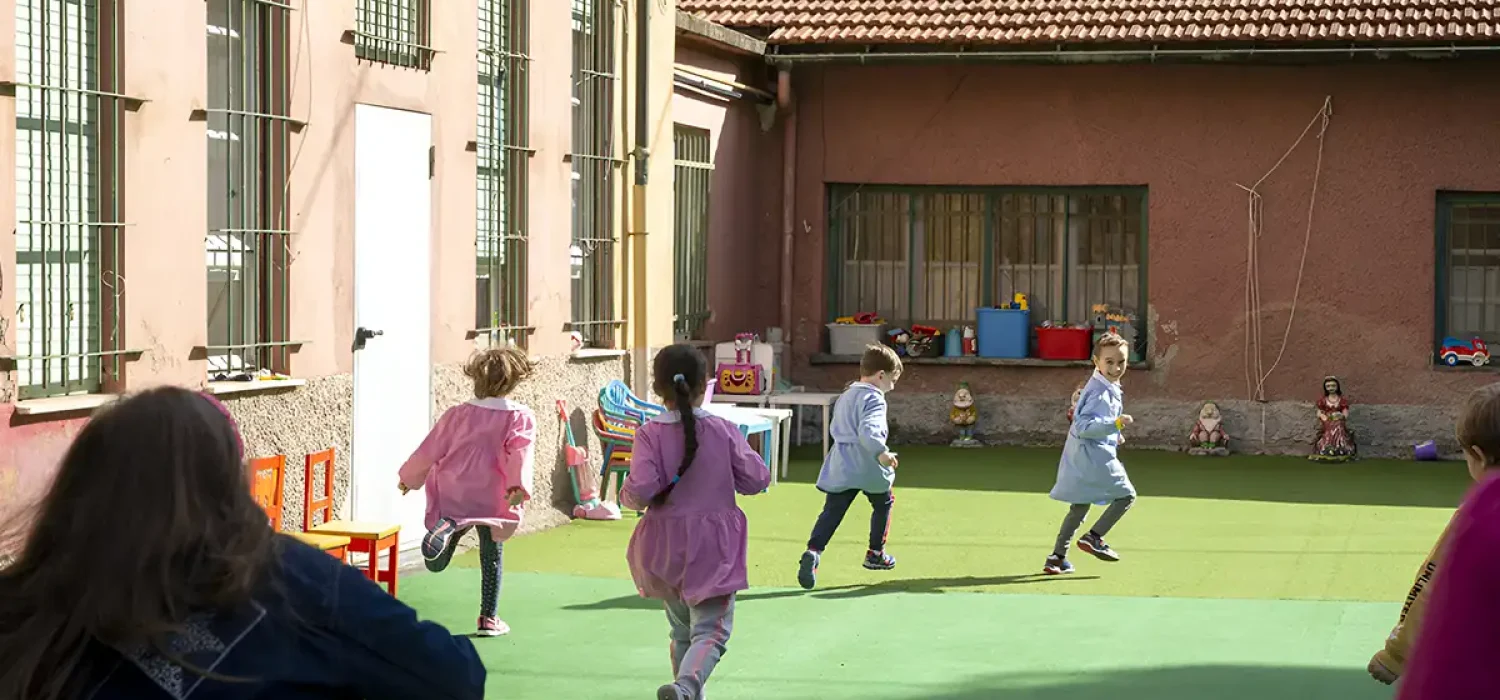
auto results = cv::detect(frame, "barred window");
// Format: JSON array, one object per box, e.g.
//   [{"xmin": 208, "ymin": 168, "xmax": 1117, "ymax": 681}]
[
  {"xmin": 476, "ymin": 0, "xmax": 531, "ymax": 348},
  {"xmin": 14, "ymin": 0, "xmax": 125, "ymax": 398},
  {"xmin": 354, "ymin": 0, "xmax": 432, "ymax": 70},
  {"xmin": 1436, "ymin": 192, "xmax": 1500, "ymax": 356},
  {"xmin": 828, "ymin": 186, "xmax": 1147, "ymax": 343},
  {"xmin": 673, "ymin": 125, "xmax": 711, "ymax": 340},
  {"xmin": 569, "ymin": 0, "xmax": 620, "ymax": 349},
  {"xmin": 206, "ymin": 0, "xmax": 293, "ymax": 380}
]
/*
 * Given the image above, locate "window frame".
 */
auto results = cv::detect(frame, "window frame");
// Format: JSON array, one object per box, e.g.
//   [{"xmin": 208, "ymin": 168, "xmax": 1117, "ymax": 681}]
[
  {"xmin": 1434, "ymin": 190, "xmax": 1500, "ymax": 360},
  {"xmin": 568, "ymin": 0, "xmax": 621, "ymax": 349},
  {"xmin": 672, "ymin": 124, "xmax": 712, "ymax": 341},
  {"xmin": 824, "ymin": 184, "xmax": 1150, "ymax": 354},
  {"xmin": 474, "ymin": 0, "xmax": 532, "ymax": 348},
  {"xmin": 353, "ymin": 0, "xmax": 433, "ymax": 71}
]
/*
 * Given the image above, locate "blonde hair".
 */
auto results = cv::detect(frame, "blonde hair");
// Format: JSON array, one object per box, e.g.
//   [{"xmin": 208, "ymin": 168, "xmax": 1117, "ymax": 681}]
[
  {"xmin": 464, "ymin": 346, "xmax": 535, "ymax": 399},
  {"xmin": 860, "ymin": 344, "xmax": 903, "ymax": 377},
  {"xmin": 1092, "ymin": 331, "xmax": 1130, "ymax": 358}
]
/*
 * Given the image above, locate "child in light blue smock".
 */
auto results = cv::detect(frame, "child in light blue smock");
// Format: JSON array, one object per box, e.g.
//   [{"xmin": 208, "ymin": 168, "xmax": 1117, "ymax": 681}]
[
  {"xmin": 1045, "ymin": 332, "xmax": 1138, "ymax": 575},
  {"xmin": 796, "ymin": 344, "xmax": 902, "ymax": 590}
]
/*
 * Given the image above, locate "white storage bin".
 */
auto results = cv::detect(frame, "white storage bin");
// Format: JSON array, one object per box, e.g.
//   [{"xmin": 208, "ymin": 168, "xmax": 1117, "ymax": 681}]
[{"xmin": 827, "ymin": 323, "xmax": 886, "ymax": 356}]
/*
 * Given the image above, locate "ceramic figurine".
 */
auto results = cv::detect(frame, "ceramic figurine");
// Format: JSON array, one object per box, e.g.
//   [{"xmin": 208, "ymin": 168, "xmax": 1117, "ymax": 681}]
[
  {"xmin": 1066, "ymin": 381, "xmax": 1086, "ymax": 422},
  {"xmin": 1187, "ymin": 401, "xmax": 1230, "ymax": 456},
  {"xmin": 950, "ymin": 382, "xmax": 979, "ymax": 447},
  {"xmin": 1311, "ymin": 375, "xmax": 1357, "ymax": 462},
  {"xmin": 888, "ymin": 328, "xmax": 911, "ymax": 356}
]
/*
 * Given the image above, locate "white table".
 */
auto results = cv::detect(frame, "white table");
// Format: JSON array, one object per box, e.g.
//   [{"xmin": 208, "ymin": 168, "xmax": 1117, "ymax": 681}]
[
  {"xmin": 701, "ymin": 403, "xmax": 787, "ymax": 485},
  {"xmin": 742, "ymin": 407, "xmax": 793, "ymax": 480},
  {"xmin": 765, "ymin": 392, "xmax": 841, "ymax": 459}
]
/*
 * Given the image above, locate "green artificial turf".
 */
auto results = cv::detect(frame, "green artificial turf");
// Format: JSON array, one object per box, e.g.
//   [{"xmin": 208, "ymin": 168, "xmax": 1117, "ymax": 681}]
[{"xmin": 400, "ymin": 446, "xmax": 1469, "ymax": 699}]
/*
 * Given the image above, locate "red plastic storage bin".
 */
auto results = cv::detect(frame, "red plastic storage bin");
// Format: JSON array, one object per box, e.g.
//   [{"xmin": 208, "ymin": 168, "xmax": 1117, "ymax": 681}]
[{"xmin": 1035, "ymin": 327, "xmax": 1092, "ymax": 360}]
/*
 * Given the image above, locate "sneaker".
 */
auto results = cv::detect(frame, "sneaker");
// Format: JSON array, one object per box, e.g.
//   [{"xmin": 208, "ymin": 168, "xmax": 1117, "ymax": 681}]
[
  {"xmin": 657, "ymin": 682, "xmax": 690, "ymax": 700},
  {"xmin": 797, "ymin": 550, "xmax": 820, "ymax": 590},
  {"xmin": 1077, "ymin": 532, "xmax": 1121, "ymax": 562},
  {"xmin": 863, "ymin": 549, "xmax": 897, "ymax": 571},
  {"xmin": 1043, "ymin": 554, "xmax": 1075, "ymax": 575},
  {"xmin": 476, "ymin": 616, "xmax": 510, "ymax": 637},
  {"xmin": 422, "ymin": 518, "xmax": 460, "ymax": 572}
]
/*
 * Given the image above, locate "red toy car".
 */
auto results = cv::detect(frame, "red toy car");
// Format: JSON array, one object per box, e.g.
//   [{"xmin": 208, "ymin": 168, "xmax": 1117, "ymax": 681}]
[{"xmin": 1440, "ymin": 336, "xmax": 1490, "ymax": 367}]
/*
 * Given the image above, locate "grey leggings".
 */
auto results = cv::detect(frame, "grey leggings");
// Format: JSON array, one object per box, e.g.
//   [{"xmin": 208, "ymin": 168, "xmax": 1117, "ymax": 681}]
[
  {"xmin": 1053, "ymin": 496, "xmax": 1135, "ymax": 557},
  {"xmin": 665, "ymin": 594, "xmax": 735, "ymax": 698}
]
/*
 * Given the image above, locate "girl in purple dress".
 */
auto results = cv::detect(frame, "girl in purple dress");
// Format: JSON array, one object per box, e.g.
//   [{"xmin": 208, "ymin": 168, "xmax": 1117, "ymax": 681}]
[{"xmin": 621, "ymin": 344, "xmax": 772, "ymax": 700}]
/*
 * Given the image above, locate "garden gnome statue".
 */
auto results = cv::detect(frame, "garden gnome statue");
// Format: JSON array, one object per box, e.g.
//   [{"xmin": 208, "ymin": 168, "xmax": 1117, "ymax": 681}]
[
  {"xmin": 950, "ymin": 382, "xmax": 980, "ymax": 447},
  {"xmin": 1187, "ymin": 401, "xmax": 1230, "ymax": 456}
]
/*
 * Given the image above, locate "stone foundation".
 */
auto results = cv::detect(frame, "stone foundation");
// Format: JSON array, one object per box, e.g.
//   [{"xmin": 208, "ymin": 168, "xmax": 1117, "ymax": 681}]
[{"xmin": 883, "ymin": 394, "xmax": 1463, "ymax": 459}]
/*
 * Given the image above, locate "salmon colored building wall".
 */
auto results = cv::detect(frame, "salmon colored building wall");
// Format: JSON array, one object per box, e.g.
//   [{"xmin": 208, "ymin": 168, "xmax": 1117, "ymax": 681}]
[
  {"xmin": 779, "ymin": 60, "xmax": 1500, "ymax": 455},
  {"xmin": 0, "ymin": 0, "xmax": 681, "ymax": 530}
]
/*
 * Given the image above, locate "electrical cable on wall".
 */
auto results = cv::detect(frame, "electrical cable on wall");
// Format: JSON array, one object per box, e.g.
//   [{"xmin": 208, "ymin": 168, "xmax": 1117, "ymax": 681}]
[{"xmin": 1236, "ymin": 96, "xmax": 1333, "ymax": 441}]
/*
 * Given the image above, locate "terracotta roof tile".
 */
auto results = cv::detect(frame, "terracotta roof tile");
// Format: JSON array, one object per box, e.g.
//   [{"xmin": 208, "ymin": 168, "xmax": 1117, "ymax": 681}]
[{"xmin": 679, "ymin": 0, "xmax": 1500, "ymax": 45}]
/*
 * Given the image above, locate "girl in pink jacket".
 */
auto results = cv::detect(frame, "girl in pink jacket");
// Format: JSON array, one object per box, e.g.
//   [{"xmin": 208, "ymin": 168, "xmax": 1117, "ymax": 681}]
[{"xmin": 399, "ymin": 346, "xmax": 536, "ymax": 637}]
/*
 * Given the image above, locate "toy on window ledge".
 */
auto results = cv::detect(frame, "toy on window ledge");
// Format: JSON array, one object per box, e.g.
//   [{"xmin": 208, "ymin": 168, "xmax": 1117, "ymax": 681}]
[
  {"xmin": 1187, "ymin": 401, "xmax": 1230, "ymax": 456},
  {"xmin": 949, "ymin": 382, "xmax": 979, "ymax": 447},
  {"xmin": 1310, "ymin": 375, "xmax": 1357, "ymax": 462},
  {"xmin": 907, "ymin": 325, "xmax": 942, "ymax": 358},
  {"xmin": 887, "ymin": 328, "xmax": 911, "ymax": 356},
  {"xmin": 1439, "ymin": 336, "xmax": 1490, "ymax": 367},
  {"xmin": 962, "ymin": 325, "xmax": 977, "ymax": 355}
]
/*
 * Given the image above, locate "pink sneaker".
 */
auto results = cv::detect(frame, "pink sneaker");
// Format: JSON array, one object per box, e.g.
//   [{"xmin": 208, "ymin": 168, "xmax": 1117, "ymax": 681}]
[{"xmin": 476, "ymin": 616, "xmax": 510, "ymax": 637}]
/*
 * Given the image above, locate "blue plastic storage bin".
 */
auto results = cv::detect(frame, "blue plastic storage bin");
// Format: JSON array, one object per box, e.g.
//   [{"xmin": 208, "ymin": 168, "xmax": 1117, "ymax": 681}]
[{"xmin": 976, "ymin": 308, "xmax": 1029, "ymax": 358}]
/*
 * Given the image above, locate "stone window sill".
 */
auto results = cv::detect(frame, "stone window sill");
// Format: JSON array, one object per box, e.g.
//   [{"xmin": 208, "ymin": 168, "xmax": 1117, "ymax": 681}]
[
  {"xmin": 809, "ymin": 353, "xmax": 1151, "ymax": 370},
  {"xmin": 206, "ymin": 378, "xmax": 308, "ymax": 396},
  {"xmin": 570, "ymin": 349, "xmax": 628, "ymax": 361},
  {"xmin": 1430, "ymin": 362, "xmax": 1500, "ymax": 373},
  {"xmin": 14, "ymin": 393, "xmax": 118, "ymax": 417}
]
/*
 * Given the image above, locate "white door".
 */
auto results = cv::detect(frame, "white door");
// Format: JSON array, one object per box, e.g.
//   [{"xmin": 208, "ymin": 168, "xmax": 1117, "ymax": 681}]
[{"xmin": 352, "ymin": 104, "xmax": 432, "ymax": 551}]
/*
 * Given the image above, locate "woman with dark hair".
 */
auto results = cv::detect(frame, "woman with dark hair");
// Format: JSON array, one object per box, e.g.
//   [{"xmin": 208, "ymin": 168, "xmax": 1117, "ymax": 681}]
[{"xmin": 0, "ymin": 386, "xmax": 485, "ymax": 700}]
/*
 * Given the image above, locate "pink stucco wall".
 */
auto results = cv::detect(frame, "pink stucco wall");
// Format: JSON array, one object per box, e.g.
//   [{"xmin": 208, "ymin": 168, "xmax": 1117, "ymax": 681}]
[
  {"xmin": 672, "ymin": 45, "xmax": 781, "ymax": 342},
  {"xmin": 781, "ymin": 60, "xmax": 1500, "ymax": 407}
]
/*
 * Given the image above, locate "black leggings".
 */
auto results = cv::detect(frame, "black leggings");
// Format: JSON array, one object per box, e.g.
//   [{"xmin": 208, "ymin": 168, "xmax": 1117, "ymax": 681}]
[
  {"xmin": 429, "ymin": 525, "xmax": 504, "ymax": 617},
  {"xmin": 807, "ymin": 489, "xmax": 895, "ymax": 553}
]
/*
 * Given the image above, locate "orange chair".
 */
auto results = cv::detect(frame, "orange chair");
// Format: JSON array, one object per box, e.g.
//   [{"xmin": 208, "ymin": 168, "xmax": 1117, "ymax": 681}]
[
  {"xmin": 250, "ymin": 455, "xmax": 349, "ymax": 560},
  {"xmin": 593, "ymin": 410, "xmax": 636, "ymax": 504},
  {"xmin": 302, "ymin": 448, "xmax": 401, "ymax": 595}
]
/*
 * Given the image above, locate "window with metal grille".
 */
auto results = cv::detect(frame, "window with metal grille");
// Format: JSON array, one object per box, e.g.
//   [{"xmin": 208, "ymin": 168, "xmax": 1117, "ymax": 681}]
[
  {"xmin": 827, "ymin": 186, "xmax": 1148, "ymax": 346},
  {"xmin": 673, "ymin": 125, "xmax": 711, "ymax": 340},
  {"xmin": 569, "ymin": 0, "xmax": 620, "ymax": 349},
  {"xmin": 476, "ymin": 0, "xmax": 531, "ymax": 348},
  {"xmin": 206, "ymin": 0, "xmax": 292, "ymax": 380},
  {"xmin": 354, "ymin": 0, "xmax": 432, "ymax": 70},
  {"xmin": 14, "ymin": 0, "xmax": 125, "ymax": 399},
  {"xmin": 1435, "ymin": 192, "xmax": 1500, "ymax": 354}
]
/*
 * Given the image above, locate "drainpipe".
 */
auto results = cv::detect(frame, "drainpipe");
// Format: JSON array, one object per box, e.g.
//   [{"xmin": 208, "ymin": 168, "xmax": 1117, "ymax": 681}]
[
  {"xmin": 630, "ymin": 0, "xmax": 650, "ymax": 375},
  {"xmin": 777, "ymin": 69, "xmax": 796, "ymax": 355}
]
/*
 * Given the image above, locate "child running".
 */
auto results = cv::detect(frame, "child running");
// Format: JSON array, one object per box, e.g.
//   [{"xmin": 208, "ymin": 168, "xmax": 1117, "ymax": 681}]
[
  {"xmin": 399, "ymin": 346, "xmax": 537, "ymax": 638},
  {"xmin": 620, "ymin": 344, "xmax": 772, "ymax": 700},
  {"xmin": 1045, "ymin": 332, "xmax": 1137, "ymax": 575},
  {"xmin": 796, "ymin": 344, "xmax": 902, "ymax": 590}
]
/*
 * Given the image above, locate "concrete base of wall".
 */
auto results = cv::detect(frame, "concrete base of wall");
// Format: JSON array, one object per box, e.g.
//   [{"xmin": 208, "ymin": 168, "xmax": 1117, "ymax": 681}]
[
  {"xmin": 225, "ymin": 353, "xmax": 627, "ymax": 537},
  {"xmin": 882, "ymin": 394, "xmax": 1462, "ymax": 460}
]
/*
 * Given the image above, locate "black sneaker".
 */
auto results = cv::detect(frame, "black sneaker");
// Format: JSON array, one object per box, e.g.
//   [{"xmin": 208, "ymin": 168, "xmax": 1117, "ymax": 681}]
[
  {"xmin": 863, "ymin": 549, "xmax": 897, "ymax": 570},
  {"xmin": 657, "ymin": 682, "xmax": 690, "ymax": 700},
  {"xmin": 797, "ymin": 550, "xmax": 820, "ymax": 590},
  {"xmin": 1043, "ymin": 555, "xmax": 1075, "ymax": 575},
  {"xmin": 422, "ymin": 517, "xmax": 461, "ymax": 572},
  {"xmin": 1077, "ymin": 533, "xmax": 1121, "ymax": 562}
]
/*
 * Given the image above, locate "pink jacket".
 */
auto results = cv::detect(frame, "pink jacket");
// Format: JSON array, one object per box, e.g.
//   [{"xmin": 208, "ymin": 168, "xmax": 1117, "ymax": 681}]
[{"xmin": 398, "ymin": 398, "xmax": 536, "ymax": 542}]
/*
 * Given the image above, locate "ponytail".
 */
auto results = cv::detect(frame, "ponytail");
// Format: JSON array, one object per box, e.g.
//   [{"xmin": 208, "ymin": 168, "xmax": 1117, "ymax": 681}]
[{"xmin": 652, "ymin": 372, "xmax": 700, "ymax": 507}]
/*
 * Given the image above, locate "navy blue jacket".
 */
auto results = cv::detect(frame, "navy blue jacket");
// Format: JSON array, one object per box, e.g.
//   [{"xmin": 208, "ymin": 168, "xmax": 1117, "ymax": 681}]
[{"xmin": 76, "ymin": 535, "xmax": 485, "ymax": 699}]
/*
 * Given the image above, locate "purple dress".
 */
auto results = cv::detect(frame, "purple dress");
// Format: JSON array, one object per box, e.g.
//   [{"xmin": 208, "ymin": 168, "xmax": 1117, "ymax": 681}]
[{"xmin": 621, "ymin": 408, "xmax": 771, "ymax": 605}]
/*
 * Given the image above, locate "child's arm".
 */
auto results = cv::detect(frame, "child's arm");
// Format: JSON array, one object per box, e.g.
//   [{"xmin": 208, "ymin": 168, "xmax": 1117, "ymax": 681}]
[
  {"xmin": 729, "ymin": 427, "xmax": 771, "ymax": 496},
  {"xmin": 619, "ymin": 425, "xmax": 664, "ymax": 511},
  {"xmin": 397, "ymin": 412, "xmax": 451, "ymax": 491},
  {"xmin": 1073, "ymin": 391, "xmax": 1124, "ymax": 441},
  {"xmin": 501, "ymin": 409, "xmax": 538, "ymax": 503},
  {"xmin": 1370, "ymin": 511, "xmax": 1457, "ymax": 683},
  {"xmin": 856, "ymin": 392, "xmax": 892, "ymax": 457}
]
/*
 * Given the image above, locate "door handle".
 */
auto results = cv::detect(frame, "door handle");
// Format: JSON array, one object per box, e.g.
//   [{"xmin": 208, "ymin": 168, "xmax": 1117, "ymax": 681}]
[{"xmin": 354, "ymin": 327, "xmax": 384, "ymax": 350}]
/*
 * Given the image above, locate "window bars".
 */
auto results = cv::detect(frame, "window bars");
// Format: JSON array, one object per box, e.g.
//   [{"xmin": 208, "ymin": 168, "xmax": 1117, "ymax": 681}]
[
  {"xmin": 672, "ymin": 125, "xmax": 711, "ymax": 340},
  {"xmin": 569, "ymin": 0, "xmax": 621, "ymax": 349},
  {"xmin": 827, "ymin": 185, "xmax": 1148, "ymax": 347},
  {"xmin": 354, "ymin": 0, "xmax": 432, "ymax": 70},
  {"xmin": 1436, "ymin": 192, "xmax": 1500, "ymax": 346},
  {"xmin": 206, "ymin": 0, "xmax": 293, "ymax": 379},
  {"xmin": 475, "ymin": 0, "xmax": 531, "ymax": 348},
  {"xmin": 14, "ymin": 0, "xmax": 125, "ymax": 399}
]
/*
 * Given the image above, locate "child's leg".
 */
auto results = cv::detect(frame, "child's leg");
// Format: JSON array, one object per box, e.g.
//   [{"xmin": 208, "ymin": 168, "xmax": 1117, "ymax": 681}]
[
  {"xmin": 664, "ymin": 598, "xmax": 693, "ymax": 678},
  {"xmin": 806, "ymin": 490, "xmax": 860, "ymax": 551},
  {"xmin": 1053, "ymin": 504, "xmax": 1091, "ymax": 557},
  {"xmin": 425, "ymin": 521, "xmax": 471, "ymax": 573},
  {"xmin": 477, "ymin": 526, "xmax": 503, "ymax": 618},
  {"xmin": 1089, "ymin": 496, "xmax": 1136, "ymax": 539},
  {"xmin": 673, "ymin": 594, "xmax": 736, "ymax": 698},
  {"xmin": 864, "ymin": 490, "xmax": 894, "ymax": 552}
]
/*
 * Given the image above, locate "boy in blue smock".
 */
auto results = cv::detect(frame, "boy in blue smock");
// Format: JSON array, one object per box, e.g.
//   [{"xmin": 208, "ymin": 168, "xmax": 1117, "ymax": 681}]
[
  {"xmin": 796, "ymin": 344, "xmax": 902, "ymax": 590},
  {"xmin": 1045, "ymin": 332, "xmax": 1138, "ymax": 575}
]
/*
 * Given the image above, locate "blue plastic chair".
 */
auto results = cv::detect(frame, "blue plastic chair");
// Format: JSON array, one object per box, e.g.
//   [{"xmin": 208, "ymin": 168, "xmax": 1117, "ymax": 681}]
[{"xmin": 599, "ymin": 380, "xmax": 663, "ymax": 426}]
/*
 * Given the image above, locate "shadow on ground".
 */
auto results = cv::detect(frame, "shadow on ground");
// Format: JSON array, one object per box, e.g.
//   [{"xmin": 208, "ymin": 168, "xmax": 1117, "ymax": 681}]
[
  {"xmin": 916, "ymin": 664, "xmax": 1388, "ymax": 700},
  {"xmin": 561, "ymin": 573, "xmax": 1103, "ymax": 611},
  {"xmin": 779, "ymin": 445, "xmax": 1468, "ymax": 508}
]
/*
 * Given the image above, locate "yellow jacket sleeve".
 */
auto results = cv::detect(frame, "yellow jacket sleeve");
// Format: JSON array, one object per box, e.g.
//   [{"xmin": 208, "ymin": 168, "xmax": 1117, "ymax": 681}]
[{"xmin": 1374, "ymin": 512, "xmax": 1457, "ymax": 676}]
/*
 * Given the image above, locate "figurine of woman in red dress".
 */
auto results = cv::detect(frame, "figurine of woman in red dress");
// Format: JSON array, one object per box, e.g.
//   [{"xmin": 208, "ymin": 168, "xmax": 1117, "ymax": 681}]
[{"xmin": 1311, "ymin": 375, "xmax": 1357, "ymax": 462}]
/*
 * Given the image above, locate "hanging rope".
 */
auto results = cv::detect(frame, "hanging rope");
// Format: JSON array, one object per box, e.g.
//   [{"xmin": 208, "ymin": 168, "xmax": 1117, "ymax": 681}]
[{"xmin": 1239, "ymin": 97, "xmax": 1334, "ymax": 422}]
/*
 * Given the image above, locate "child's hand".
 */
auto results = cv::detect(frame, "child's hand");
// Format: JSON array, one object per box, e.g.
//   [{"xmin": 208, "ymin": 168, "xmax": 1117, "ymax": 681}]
[
  {"xmin": 878, "ymin": 451, "xmax": 899, "ymax": 469},
  {"xmin": 397, "ymin": 482, "xmax": 411, "ymax": 495},
  {"xmin": 507, "ymin": 488, "xmax": 528, "ymax": 507},
  {"xmin": 1118, "ymin": 414, "xmax": 1134, "ymax": 426},
  {"xmin": 1367, "ymin": 654, "xmax": 1398, "ymax": 685}
]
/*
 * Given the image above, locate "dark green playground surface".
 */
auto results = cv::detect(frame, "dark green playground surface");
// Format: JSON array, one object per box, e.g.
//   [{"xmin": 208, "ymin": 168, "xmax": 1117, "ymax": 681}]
[{"xmin": 400, "ymin": 446, "xmax": 1466, "ymax": 699}]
